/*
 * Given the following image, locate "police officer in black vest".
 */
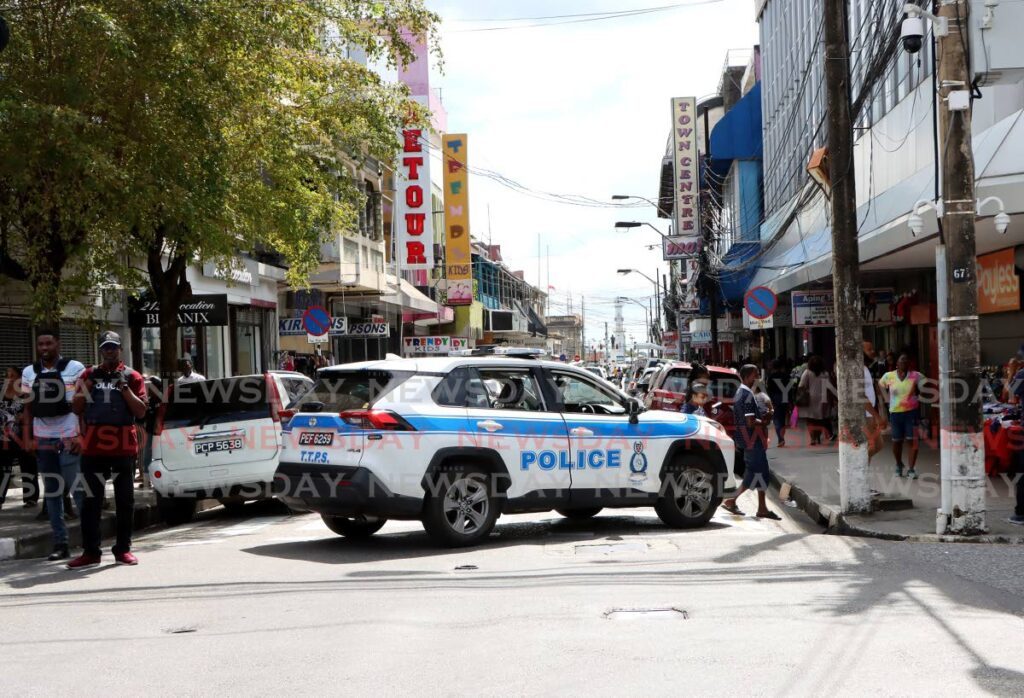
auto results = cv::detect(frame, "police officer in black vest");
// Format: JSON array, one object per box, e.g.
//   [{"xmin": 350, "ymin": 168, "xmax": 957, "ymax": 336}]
[{"xmin": 68, "ymin": 332, "xmax": 148, "ymax": 569}]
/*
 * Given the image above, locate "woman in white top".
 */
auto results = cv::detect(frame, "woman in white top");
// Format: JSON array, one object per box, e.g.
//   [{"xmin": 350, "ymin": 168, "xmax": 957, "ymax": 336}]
[{"xmin": 798, "ymin": 355, "xmax": 835, "ymax": 445}]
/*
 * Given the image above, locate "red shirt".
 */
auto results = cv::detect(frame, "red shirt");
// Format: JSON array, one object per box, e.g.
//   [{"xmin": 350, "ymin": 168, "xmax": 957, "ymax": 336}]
[{"xmin": 81, "ymin": 363, "xmax": 147, "ymax": 457}]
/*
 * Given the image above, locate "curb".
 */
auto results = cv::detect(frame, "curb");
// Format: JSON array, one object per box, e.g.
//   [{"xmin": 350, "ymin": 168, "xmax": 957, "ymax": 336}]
[
  {"xmin": 0, "ymin": 498, "xmax": 221, "ymax": 561},
  {"xmin": 769, "ymin": 471, "xmax": 1024, "ymax": 545}
]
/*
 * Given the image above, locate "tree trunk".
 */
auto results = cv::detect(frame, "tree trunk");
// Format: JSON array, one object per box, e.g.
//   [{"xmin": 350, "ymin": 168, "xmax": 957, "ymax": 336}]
[{"xmin": 147, "ymin": 234, "xmax": 191, "ymax": 384}]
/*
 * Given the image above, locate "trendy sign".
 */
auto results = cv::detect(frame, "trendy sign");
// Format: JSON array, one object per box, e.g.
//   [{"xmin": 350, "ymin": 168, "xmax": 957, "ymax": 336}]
[
  {"xmin": 395, "ymin": 128, "xmax": 434, "ymax": 271},
  {"xmin": 977, "ymin": 248, "xmax": 1020, "ymax": 314},
  {"xmin": 129, "ymin": 294, "xmax": 228, "ymax": 327},
  {"xmin": 670, "ymin": 97, "xmax": 701, "ymax": 243},
  {"xmin": 403, "ymin": 336, "xmax": 468, "ymax": 354},
  {"xmin": 442, "ymin": 134, "xmax": 473, "ymax": 306}
]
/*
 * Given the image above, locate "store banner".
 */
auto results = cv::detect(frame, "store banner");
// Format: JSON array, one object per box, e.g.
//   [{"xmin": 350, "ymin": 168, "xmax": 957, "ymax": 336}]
[
  {"xmin": 394, "ymin": 127, "xmax": 434, "ymax": 271},
  {"xmin": 403, "ymin": 336, "xmax": 468, "ymax": 355},
  {"xmin": 663, "ymin": 235, "xmax": 701, "ymax": 261},
  {"xmin": 442, "ymin": 134, "xmax": 473, "ymax": 306},
  {"xmin": 977, "ymin": 248, "xmax": 1020, "ymax": 314},
  {"xmin": 791, "ymin": 290, "xmax": 834, "ymax": 327},
  {"xmin": 669, "ymin": 96, "xmax": 701, "ymax": 247},
  {"xmin": 129, "ymin": 294, "xmax": 228, "ymax": 327},
  {"xmin": 279, "ymin": 317, "xmax": 389, "ymax": 337}
]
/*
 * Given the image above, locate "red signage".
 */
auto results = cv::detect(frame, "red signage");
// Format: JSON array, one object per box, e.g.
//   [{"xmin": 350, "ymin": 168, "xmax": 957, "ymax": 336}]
[{"xmin": 395, "ymin": 128, "xmax": 434, "ymax": 271}]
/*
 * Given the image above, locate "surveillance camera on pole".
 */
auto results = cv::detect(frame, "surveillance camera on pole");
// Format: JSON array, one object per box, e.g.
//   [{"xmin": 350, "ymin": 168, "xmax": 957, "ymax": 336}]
[{"xmin": 900, "ymin": 3, "xmax": 948, "ymax": 54}]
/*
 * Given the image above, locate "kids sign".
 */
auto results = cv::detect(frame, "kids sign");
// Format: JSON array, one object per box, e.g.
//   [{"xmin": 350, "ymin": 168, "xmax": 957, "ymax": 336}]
[
  {"xmin": 395, "ymin": 128, "xmax": 434, "ymax": 271},
  {"xmin": 670, "ymin": 97, "xmax": 701, "ymax": 240}
]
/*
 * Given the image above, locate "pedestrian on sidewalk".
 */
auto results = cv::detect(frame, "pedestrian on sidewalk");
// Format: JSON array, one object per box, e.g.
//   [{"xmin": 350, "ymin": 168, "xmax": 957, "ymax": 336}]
[
  {"xmin": 766, "ymin": 358, "xmax": 793, "ymax": 447},
  {"xmin": 175, "ymin": 356, "xmax": 205, "ymax": 385},
  {"xmin": 720, "ymin": 364, "xmax": 781, "ymax": 520},
  {"xmin": 862, "ymin": 343, "xmax": 885, "ymax": 463},
  {"xmin": 67, "ymin": 332, "xmax": 148, "ymax": 569},
  {"xmin": 22, "ymin": 329, "xmax": 86, "ymax": 560},
  {"xmin": 0, "ymin": 366, "xmax": 36, "ymax": 511},
  {"xmin": 797, "ymin": 355, "xmax": 835, "ymax": 445},
  {"xmin": 879, "ymin": 353, "xmax": 924, "ymax": 479}
]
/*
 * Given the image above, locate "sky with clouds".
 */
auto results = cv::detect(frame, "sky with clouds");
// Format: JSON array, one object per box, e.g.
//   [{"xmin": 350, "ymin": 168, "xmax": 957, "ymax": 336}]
[{"xmin": 422, "ymin": 0, "xmax": 759, "ymax": 350}]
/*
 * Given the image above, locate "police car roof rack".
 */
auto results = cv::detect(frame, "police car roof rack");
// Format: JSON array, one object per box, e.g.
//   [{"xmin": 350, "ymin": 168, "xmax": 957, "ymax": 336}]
[{"xmin": 451, "ymin": 345, "xmax": 545, "ymax": 359}]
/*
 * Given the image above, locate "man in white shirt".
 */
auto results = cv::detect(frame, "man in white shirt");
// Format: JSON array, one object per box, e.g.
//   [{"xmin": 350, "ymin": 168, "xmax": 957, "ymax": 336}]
[
  {"xmin": 176, "ymin": 357, "xmax": 206, "ymax": 384},
  {"xmin": 22, "ymin": 328, "xmax": 86, "ymax": 561}
]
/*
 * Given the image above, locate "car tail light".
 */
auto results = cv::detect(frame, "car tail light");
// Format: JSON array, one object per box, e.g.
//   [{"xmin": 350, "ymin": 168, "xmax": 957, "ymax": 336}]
[
  {"xmin": 278, "ymin": 409, "xmax": 295, "ymax": 427},
  {"xmin": 153, "ymin": 403, "xmax": 167, "ymax": 436},
  {"xmin": 339, "ymin": 409, "xmax": 415, "ymax": 431},
  {"xmin": 153, "ymin": 470, "xmax": 162, "ymax": 479},
  {"xmin": 266, "ymin": 373, "xmax": 283, "ymax": 423}
]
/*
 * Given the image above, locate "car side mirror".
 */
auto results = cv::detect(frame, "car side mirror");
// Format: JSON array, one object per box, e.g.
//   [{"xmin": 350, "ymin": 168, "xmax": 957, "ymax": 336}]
[{"xmin": 627, "ymin": 398, "xmax": 641, "ymax": 424}]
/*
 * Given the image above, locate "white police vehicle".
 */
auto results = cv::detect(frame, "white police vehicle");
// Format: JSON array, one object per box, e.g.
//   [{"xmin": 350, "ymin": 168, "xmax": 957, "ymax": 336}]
[{"xmin": 274, "ymin": 350, "xmax": 737, "ymax": 547}]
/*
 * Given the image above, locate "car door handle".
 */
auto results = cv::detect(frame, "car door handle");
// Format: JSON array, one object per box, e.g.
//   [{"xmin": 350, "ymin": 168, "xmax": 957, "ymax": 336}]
[
  {"xmin": 570, "ymin": 427, "xmax": 594, "ymax": 437},
  {"xmin": 476, "ymin": 420, "xmax": 504, "ymax": 432}
]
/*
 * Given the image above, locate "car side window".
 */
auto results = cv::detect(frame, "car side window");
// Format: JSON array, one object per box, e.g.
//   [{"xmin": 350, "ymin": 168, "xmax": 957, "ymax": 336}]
[
  {"xmin": 475, "ymin": 368, "xmax": 545, "ymax": 412},
  {"xmin": 432, "ymin": 367, "xmax": 491, "ymax": 408},
  {"xmin": 282, "ymin": 377, "xmax": 312, "ymax": 405},
  {"xmin": 550, "ymin": 371, "xmax": 625, "ymax": 415},
  {"xmin": 709, "ymin": 375, "xmax": 740, "ymax": 401}
]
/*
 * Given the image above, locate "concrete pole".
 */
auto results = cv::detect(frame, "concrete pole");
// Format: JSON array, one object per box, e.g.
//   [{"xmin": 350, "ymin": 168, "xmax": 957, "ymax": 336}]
[
  {"xmin": 937, "ymin": 0, "xmax": 986, "ymax": 534},
  {"xmin": 824, "ymin": 0, "xmax": 871, "ymax": 513}
]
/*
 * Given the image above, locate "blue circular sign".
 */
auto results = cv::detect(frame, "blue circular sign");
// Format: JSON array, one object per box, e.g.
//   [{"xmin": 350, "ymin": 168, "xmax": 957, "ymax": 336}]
[
  {"xmin": 302, "ymin": 306, "xmax": 331, "ymax": 336},
  {"xmin": 744, "ymin": 286, "xmax": 777, "ymax": 320}
]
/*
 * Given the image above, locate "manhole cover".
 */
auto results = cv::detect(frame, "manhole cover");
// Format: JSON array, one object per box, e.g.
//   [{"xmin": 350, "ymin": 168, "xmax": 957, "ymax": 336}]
[{"xmin": 605, "ymin": 608, "xmax": 688, "ymax": 621}]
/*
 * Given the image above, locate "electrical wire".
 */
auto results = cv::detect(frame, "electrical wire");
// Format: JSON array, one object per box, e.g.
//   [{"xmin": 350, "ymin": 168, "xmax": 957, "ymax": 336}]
[{"xmin": 447, "ymin": 0, "xmax": 727, "ymax": 33}]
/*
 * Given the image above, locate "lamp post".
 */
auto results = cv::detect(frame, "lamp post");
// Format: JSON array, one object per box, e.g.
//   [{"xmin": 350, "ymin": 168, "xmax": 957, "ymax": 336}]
[
  {"xmin": 617, "ymin": 296, "xmax": 652, "ymax": 353},
  {"xmin": 612, "ymin": 194, "xmax": 669, "ymax": 218},
  {"xmin": 617, "ymin": 268, "xmax": 662, "ymax": 352}
]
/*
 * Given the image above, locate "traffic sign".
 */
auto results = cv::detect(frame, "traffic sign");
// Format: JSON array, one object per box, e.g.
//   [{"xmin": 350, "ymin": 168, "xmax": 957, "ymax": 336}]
[
  {"xmin": 744, "ymin": 286, "xmax": 777, "ymax": 320},
  {"xmin": 307, "ymin": 333, "xmax": 329, "ymax": 345},
  {"xmin": 302, "ymin": 306, "xmax": 331, "ymax": 336}
]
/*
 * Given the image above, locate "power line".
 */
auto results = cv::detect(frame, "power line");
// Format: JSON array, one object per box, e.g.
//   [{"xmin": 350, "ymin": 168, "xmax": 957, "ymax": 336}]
[{"xmin": 447, "ymin": 0, "xmax": 726, "ymax": 33}]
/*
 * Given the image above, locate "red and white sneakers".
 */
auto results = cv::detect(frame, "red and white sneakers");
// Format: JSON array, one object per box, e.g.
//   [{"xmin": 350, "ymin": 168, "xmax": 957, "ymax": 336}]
[{"xmin": 114, "ymin": 551, "xmax": 138, "ymax": 566}]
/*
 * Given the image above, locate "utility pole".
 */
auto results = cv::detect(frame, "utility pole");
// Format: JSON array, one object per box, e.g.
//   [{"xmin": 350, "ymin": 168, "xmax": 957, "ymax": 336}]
[
  {"xmin": 604, "ymin": 321, "xmax": 609, "ymax": 363},
  {"xmin": 700, "ymin": 107, "xmax": 720, "ymax": 365},
  {"xmin": 936, "ymin": 0, "xmax": 985, "ymax": 534},
  {"xmin": 823, "ymin": 0, "xmax": 870, "ymax": 513},
  {"xmin": 581, "ymin": 295, "xmax": 586, "ymax": 361}
]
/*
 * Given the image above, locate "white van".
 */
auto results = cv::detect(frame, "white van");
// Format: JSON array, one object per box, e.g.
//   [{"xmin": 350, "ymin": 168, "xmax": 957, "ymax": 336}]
[{"xmin": 150, "ymin": 371, "xmax": 313, "ymax": 524}]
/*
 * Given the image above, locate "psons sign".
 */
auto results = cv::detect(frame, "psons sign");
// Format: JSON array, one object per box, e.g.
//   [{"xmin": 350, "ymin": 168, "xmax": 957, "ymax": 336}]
[
  {"xmin": 279, "ymin": 317, "xmax": 389, "ymax": 337},
  {"xmin": 670, "ymin": 97, "xmax": 701, "ymax": 242},
  {"xmin": 395, "ymin": 128, "xmax": 434, "ymax": 271}
]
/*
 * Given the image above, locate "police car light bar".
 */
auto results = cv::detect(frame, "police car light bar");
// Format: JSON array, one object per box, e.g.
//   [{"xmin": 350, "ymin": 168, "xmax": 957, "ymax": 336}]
[{"xmin": 448, "ymin": 346, "xmax": 546, "ymax": 358}]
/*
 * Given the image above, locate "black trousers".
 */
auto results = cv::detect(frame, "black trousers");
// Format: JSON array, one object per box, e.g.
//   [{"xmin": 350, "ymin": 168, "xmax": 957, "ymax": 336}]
[
  {"xmin": 1014, "ymin": 449, "xmax": 1024, "ymax": 518},
  {"xmin": 81, "ymin": 455, "xmax": 135, "ymax": 557},
  {"xmin": 0, "ymin": 442, "xmax": 37, "ymax": 508}
]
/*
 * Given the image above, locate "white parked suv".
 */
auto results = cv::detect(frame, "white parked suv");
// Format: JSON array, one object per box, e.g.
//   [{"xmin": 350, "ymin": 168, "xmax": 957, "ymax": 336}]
[
  {"xmin": 274, "ymin": 353, "xmax": 736, "ymax": 547},
  {"xmin": 150, "ymin": 371, "xmax": 313, "ymax": 524}
]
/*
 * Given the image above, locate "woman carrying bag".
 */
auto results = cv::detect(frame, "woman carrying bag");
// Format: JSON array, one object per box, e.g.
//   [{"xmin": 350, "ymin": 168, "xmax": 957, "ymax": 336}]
[{"xmin": 797, "ymin": 355, "xmax": 835, "ymax": 446}]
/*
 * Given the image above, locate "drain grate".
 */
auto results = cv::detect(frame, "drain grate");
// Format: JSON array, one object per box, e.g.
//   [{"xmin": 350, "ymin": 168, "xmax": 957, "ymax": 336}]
[{"xmin": 604, "ymin": 608, "xmax": 688, "ymax": 621}]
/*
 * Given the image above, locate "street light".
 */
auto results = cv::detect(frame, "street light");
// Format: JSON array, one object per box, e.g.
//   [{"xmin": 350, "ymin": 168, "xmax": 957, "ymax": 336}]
[
  {"xmin": 618, "ymin": 296, "xmax": 653, "ymax": 354},
  {"xmin": 612, "ymin": 194, "xmax": 668, "ymax": 217},
  {"xmin": 615, "ymin": 221, "xmax": 670, "ymax": 240},
  {"xmin": 618, "ymin": 269, "xmax": 662, "ymax": 348}
]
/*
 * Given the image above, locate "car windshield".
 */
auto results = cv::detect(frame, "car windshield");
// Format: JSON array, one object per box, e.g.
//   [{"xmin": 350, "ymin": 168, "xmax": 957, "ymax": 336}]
[{"xmin": 163, "ymin": 376, "xmax": 269, "ymax": 428}]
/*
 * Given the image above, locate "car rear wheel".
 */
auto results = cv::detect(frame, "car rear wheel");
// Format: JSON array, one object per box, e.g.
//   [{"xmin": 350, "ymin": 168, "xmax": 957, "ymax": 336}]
[
  {"xmin": 422, "ymin": 467, "xmax": 498, "ymax": 547},
  {"xmin": 655, "ymin": 456, "xmax": 720, "ymax": 529},
  {"xmin": 218, "ymin": 497, "xmax": 247, "ymax": 515},
  {"xmin": 320, "ymin": 514, "xmax": 387, "ymax": 538},
  {"xmin": 156, "ymin": 494, "xmax": 197, "ymax": 526},
  {"xmin": 555, "ymin": 507, "xmax": 603, "ymax": 520}
]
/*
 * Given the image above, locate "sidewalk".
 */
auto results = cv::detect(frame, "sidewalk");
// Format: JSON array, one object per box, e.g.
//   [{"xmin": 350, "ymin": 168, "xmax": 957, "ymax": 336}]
[
  {"xmin": 0, "ymin": 471, "xmax": 218, "ymax": 560},
  {"xmin": 767, "ymin": 424, "xmax": 1024, "ymax": 543}
]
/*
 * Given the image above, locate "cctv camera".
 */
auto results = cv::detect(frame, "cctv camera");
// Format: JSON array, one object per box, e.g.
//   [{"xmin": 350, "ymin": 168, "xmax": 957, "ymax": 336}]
[
  {"xmin": 995, "ymin": 211, "xmax": 1010, "ymax": 235},
  {"xmin": 901, "ymin": 15, "xmax": 924, "ymax": 54},
  {"xmin": 908, "ymin": 212, "xmax": 924, "ymax": 237}
]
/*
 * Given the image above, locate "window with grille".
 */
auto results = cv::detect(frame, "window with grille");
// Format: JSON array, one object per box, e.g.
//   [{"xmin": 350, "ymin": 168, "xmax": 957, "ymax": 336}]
[
  {"xmin": 58, "ymin": 322, "xmax": 97, "ymax": 366},
  {"xmin": 0, "ymin": 317, "xmax": 33, "ymax": 370}
]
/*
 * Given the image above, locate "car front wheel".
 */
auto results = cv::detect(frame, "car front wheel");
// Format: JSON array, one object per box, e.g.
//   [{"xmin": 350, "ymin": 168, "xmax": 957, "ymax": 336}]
[
  {"xmin": 655, "ymin": 456, "xmax": 720, "ymax": 529},
  {"xmin": 321, "ymin": 514, "xmax": 387, "ymax": 538},
  {"xmin": 422, "ymin": 467, "xmax": 498, "ymax": 547},
  {"xmin": 156, "ymin": 494, "xmax": 197, "ymax": 526}
]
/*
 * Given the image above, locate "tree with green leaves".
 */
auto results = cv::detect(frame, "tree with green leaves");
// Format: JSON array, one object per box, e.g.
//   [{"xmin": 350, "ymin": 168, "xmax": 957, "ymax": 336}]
[{"xmin": 0, "ymin": 0, "xmax": 438, "ymax": 374}]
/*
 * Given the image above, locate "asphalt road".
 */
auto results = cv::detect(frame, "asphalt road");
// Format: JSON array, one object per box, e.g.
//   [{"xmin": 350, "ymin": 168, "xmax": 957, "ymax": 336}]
[{"xmin": 1, "ymin": 496, "xmax": 1023, "ymax": 697}]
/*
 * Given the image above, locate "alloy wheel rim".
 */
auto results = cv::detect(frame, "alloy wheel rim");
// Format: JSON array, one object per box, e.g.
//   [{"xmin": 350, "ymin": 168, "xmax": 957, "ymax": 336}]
[
  {"xmin": 443, "ymin": 477, "xmax": 489, "ymax": 535},
  {"xmin": 676, "ymin": 468, "xmax": 713, "ymax": 518}
]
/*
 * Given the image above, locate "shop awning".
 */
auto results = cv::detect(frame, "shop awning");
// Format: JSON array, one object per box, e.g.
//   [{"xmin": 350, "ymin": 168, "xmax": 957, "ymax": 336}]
[
  {"xmin": 382, "ymin": 278, "xmax": 439, "ymax": 315},
  {"xmin": 718, "ymin": 241, "xmax": 762, "ymax": 306},
  {"xmin": 707, "ymin": 82, "xmax": 762, "ymax": 183}
]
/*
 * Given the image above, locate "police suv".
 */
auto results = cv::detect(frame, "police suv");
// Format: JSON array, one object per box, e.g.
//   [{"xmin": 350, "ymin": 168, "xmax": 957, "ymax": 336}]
[{"xmin": 274, "ymin": 350, "xmax": 737, "ymax": 547}]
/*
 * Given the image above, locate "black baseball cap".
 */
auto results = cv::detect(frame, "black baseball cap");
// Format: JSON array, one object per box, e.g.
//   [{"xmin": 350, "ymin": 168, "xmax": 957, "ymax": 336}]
[{"xmin": 99, "ymin": 331, "xmax": 122, "ymax": 348}]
